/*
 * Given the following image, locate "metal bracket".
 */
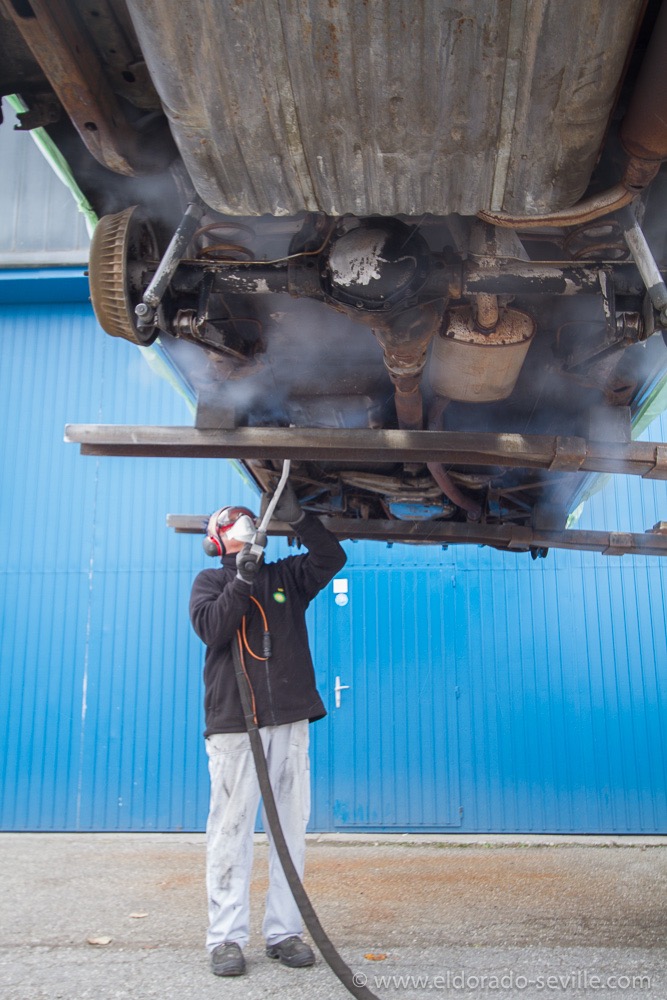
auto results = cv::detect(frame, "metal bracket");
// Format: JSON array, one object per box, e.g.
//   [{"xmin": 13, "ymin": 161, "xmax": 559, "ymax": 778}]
[
  {"xmin": 603, "ymin": 533, "xmax": 634, "ymax": 556},
  {"xmin": 548, "ymin": 437, "xmax": 587, "ymax": 471},
  {"xmin": 642, "ymin": 444, "xmax": 667, "ymax": 479},
  {"xmin": 14, "ymin": 95, "xmax": 61, "ymax": 131}
]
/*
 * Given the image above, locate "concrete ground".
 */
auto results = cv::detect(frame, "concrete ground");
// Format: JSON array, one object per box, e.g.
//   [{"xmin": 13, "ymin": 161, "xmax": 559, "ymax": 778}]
[{"xmin": 0, "ymin": 833, "xmax": 665, "ymax": 1000}]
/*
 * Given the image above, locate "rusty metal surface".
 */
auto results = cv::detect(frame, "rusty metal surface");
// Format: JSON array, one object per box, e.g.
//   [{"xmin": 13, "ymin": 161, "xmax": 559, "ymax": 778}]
[
  {"xmin": 498, "ymin": 0, "xmax": 643, "ymax": 212},
  {"xmin": 1, "ymin": 0, "xmax": 140, "ymax": 174},
  {"xmin": 124, "ymin": 0, "xmax": 643, "ymax": 217},
  {"xmin": 165, "ymin": 513, "xmax": 667, "ymax": 556},
  {"xmin": 477, "ymin": 184, "xmax": 637, "ymax": 229},
  {"xmin": 0, "ymin": 7, "xmax": 49, "ymax": 97},
  {"xmin": 186, "ymin": 256, "xmax": 642, "ymax": 299},
  {"xmin": 0, "ymin": 0, "xmax": 171, "ymax": 175},
  {"xmin": 429, "ymin": 306, "xmax": 535, "ymax": 403},
  {"xmin": 73, "ymin": 0, "xmax": 162, "ymax": 112}
]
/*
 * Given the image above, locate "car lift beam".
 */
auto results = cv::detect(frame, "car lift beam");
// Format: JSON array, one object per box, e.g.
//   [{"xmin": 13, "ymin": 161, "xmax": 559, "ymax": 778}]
[
  {"xmin": 164, "ymin": 514, "xmax": 667, "ymax": 557},
  {"xmin": 65, "ymin": 424, "xmax": 667, "ymax": 479},
  {"xmin": 63, "ymin": 423, "xmax": 667, "ymax": 555}
]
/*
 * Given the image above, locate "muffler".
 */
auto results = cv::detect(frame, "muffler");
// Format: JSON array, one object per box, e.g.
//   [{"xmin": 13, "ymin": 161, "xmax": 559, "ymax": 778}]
[{"xmin": 428, "ymin": 305, "xmax": 535, "ymax": 403}]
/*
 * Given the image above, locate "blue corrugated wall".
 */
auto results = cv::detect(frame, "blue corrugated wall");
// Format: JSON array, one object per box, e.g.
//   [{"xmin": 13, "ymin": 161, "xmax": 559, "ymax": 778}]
[{"xmin": 1, "ymin": 287, "xmax": 666, "ymax": 832}]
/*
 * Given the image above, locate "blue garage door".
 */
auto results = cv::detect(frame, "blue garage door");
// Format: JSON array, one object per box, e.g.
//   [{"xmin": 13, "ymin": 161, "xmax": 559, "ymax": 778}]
[{"xmin": 324, "ymin": 568, "xmax": 461, "ymax": 829}]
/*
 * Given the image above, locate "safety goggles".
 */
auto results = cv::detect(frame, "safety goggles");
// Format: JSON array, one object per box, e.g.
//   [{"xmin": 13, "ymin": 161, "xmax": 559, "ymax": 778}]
[{"xmin": 215, "ymin": 506, "xmax": 257, "ymax": 533}]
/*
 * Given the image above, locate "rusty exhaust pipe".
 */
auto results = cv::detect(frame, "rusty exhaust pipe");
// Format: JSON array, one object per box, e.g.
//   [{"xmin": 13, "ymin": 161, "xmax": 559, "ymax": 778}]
[
  {"xmin": 371, "ymin": 303, "xmax": 445, "ymax": 432},
  {"xmin": 426, "ymin": 462, "xmax": 482, "ymax": 520}
]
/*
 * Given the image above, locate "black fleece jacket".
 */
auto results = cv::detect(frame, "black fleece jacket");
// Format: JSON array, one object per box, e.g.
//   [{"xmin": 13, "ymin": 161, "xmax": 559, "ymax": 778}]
[{"xmin": 190, "ymin": 514, "xmax": 347, "ymax": 735}]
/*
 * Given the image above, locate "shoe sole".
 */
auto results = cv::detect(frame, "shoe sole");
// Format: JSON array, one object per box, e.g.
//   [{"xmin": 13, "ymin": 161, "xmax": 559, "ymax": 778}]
[
  {"xmin": 212, "ymin": 964, "xmax": 246, "ymax": 977},
  {"xmin": 266, "ymin": 950, "xmax": 315, "ymax": 968},
  {"xmin": 211, "ymin": 951, "xmax": 246, "ymax": 977}
]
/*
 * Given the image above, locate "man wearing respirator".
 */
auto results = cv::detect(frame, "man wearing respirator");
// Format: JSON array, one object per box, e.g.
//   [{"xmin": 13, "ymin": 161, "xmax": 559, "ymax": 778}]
[{"xmin": 189, "ymin": 482, "xmax": 346, "ymax": 978}]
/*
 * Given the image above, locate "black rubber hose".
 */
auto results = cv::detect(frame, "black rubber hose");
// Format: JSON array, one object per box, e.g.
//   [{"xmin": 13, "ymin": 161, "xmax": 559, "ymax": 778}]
[{"xmin": 231, "ymin": 636, "xmax": 381, "ymax": 1000}]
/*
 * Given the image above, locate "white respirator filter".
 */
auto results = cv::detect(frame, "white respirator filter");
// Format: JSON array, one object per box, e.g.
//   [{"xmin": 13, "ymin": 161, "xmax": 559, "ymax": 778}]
[{"xmin": 226, "ymin": 514, "xmax": 257, "ymax": 545}]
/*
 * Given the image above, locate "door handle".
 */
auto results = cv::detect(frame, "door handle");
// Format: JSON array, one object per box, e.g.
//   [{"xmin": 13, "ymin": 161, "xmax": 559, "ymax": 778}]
[{"xmin": 334, "ymin": 676, "xmax": 350, "ymax": 709}]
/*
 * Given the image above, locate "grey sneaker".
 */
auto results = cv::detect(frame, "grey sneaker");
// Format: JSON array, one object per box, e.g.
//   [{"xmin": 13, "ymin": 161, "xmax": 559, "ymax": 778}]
[
  {"xmin": 266, "ymin": 935, "xmax": 315, "ymax": 968},
  {"xmin": 211, "ymin": 941, "xmax": 246, "ymax": 977}
]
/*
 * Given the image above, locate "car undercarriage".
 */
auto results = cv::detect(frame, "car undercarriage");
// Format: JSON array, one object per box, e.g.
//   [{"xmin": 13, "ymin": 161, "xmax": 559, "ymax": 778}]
[{"xmin": 3, "ymin": 0, "xmax": 667, "ymax": 554}]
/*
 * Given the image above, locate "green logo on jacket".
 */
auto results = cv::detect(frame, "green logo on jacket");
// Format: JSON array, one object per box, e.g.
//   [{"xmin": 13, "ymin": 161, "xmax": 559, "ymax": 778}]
[{"xmin": 272, "ymin": 588, "xmax": 287, "ymax": 604}]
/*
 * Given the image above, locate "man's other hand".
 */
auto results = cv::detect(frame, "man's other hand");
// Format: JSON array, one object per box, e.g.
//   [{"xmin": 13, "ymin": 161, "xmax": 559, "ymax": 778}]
[{"xmin": 273, "ymin": 481, "xmax": 304, "ymax": 525}]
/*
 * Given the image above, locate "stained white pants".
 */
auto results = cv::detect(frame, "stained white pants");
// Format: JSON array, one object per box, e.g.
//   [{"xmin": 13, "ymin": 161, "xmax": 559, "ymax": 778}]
[{"xmin": 204, "ymin": 720, "xmax": 310, "ymax": 952}]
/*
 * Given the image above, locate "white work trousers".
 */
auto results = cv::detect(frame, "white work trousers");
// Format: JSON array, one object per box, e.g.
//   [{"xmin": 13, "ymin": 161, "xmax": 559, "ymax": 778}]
[{"xmin": 204, "ymin": 720, "xmax": 310, "ymax": 952}]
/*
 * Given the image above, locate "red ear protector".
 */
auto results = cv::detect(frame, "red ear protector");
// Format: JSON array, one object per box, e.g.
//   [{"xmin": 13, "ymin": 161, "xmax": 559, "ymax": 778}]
[
  {"xmin": 203, "ymin": 506, "xmax": 257, "ymax": 557},
  {"xmin": 203, "ymin": 509, "xmax": 225, "ymax": 557}
]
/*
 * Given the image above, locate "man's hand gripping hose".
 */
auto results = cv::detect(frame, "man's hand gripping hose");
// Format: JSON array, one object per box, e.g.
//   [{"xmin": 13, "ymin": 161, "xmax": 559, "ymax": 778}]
[
  {"xmin": 236, "ymin": 459, "xmax": 293, "ymax": 584},
  {"xmin": 235, "ymin": 541, "xmax": 266, "ymax": 584},
  {"xmin": 232, "ymin": 458, "xmax": 381, "ymax": 1000}
]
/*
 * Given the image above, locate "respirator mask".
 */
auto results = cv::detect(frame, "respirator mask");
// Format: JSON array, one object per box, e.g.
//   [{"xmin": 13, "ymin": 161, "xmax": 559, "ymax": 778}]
[
  {"xmin": 226, "ymin": 514, "xmax": 257, "ymax": 545},
  {"xmin": 203, "ymin": 505, "xmax": 258, "ymax": 556}
]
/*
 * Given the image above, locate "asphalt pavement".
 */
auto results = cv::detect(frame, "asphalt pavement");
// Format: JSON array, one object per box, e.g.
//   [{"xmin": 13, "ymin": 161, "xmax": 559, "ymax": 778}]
[{"xmin": 0, "ymin": 833, "xmax": 665, "ymax": 1000}]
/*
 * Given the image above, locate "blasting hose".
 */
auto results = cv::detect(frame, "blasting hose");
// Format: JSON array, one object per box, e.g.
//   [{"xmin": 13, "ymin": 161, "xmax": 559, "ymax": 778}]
[
  {"xmin": 231, "ymin": 638, "xmax": 379, "ymax": 1000},
  {"xmin": 230, "ymin": 460, "xmax": 380, "ymax": 999}
]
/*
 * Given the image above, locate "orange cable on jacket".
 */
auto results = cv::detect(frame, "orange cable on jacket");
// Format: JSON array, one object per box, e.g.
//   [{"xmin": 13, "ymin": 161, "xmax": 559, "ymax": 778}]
[{"xmin": 241, "ymin": 595, "xmax": 270, "ymax": 661}]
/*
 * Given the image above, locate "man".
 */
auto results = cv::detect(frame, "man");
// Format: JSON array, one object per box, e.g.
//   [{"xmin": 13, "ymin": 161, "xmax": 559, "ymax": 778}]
[{"xmin": 189, "ymin": 483, "xmax": 346, "ymax": 977}]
